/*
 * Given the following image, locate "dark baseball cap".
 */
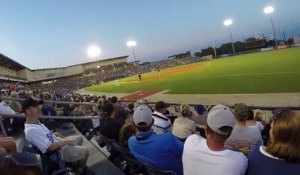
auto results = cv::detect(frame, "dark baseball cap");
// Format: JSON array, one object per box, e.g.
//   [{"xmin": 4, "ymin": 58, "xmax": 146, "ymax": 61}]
[
  {"xmin": 155, "ymin": 101, "xmax": 169, "ymax": 110},
  {"xmin": 194, "ymin": 104, "xmax": 206, "ymax": 113},
  {"xmin": 22, "ymin": 98, "xmax": 44, "ymax": 112},
  {"xmin": 102, "ymin": 103, "xmax": 115, "ymax": 116}
]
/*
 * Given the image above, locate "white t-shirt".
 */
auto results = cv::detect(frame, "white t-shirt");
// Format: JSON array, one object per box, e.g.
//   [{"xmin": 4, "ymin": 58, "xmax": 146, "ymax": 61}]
[
  {"xmin": 183, "ymin": 134, "xmax": 248, "ymax": 175},
  {"xmin": 25, "ymin": 122, "xmax": 61, "ymax": 153}
]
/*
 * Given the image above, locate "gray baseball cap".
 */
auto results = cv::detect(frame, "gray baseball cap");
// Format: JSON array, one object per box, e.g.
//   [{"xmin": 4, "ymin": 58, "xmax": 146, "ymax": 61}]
[
  {"xmin": 207, "ymin": 104, "xmax": 235, "ymax": 135},
  {"xmin": 133, "ymin": 105, "xmax": 153, "ymax": 127}
]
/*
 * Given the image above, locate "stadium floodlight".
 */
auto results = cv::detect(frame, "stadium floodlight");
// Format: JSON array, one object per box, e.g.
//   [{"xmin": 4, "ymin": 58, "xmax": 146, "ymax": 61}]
[
  {"xmin": 263, "ymin": 6, "xmax": 277, "ymax": 47},
  {"xmin": 126, "ymin": 40, "xmax": 136, "ymax": 47},
  {"xmin": 223, "ymin": 19, "xmax": 232, "ymax": 26},
  {"xmin": 263, "ymin": 6, "xmax": 274, "ymax": 14},
  {"xmin": 223, "ymin": 19, "xmax": 235, "ymax": 53},
  {"xmin": 126, "ymin": 40, "xmax": 137, "ymax": 64},
  {"xmin": 87, "ymin": 45, "xmax": 101, "ymax": 59}
]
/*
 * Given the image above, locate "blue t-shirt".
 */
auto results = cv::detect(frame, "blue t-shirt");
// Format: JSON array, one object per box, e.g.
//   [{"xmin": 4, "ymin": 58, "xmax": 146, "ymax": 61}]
[
  {"xmin": 128, "ymin": 131, "xmax": 184, "ymax": 175},
  {"xmin": 247, "ymin": 146, "xmax": 300, "ymax": 175}
]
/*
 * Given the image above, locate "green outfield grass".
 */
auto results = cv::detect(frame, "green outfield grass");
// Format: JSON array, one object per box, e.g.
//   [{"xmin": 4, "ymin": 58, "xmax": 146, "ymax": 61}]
[{"xmin": 85, "ymin": 48, "xmax": 300, "ymax": 94}]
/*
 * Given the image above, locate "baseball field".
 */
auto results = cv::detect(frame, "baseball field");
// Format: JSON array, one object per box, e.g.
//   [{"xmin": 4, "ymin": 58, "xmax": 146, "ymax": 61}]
[{"xmin": 85, "ymin": 48, "xmax": 300, "ymax": 94}]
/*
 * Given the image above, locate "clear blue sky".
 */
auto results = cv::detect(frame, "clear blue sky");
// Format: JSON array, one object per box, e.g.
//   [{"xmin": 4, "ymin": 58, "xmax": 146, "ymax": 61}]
[{"xmin": 0, "ymin": 0, "xmax": 299, "ymax": 69}]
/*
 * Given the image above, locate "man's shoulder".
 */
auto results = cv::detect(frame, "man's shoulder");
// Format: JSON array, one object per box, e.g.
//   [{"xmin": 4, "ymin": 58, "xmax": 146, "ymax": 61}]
[
  {"xmin": 24, "ymin": 124, "xmax": 41, "ymax": 133},
  {"xmin": 225, "ymin": 148, "xmax": 248, "ymax": 162},
  {"xmin": 185, "ymin": 134, "xmax": 204, "ymax": 146},
  {"xmin": 157, "ymin": 132, "xmax": 175, "ymax": 139},
  {"xmin": 152, "ymin": 112, "xmax": 170, "ymax": 121},
  {"xmin": 148, "ymin": 132, "xmax": 176, "ymax": 144},
  {"xmin": 25, "ymin": 123, "xmax": 48, "ymax": 134},
  {"xmin": 25, "ymin": 123, "xmax": 39, "ymax": 130},
  {"xmin": 128, "ymin": 135, "xmax": 136, "ymax": 143},
  {"xmin": 231, "ymin": 127, "xmax": 256, "ymax": 137}
]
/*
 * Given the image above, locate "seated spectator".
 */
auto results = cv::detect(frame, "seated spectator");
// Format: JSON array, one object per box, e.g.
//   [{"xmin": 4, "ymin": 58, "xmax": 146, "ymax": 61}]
[
  {"xmin": 72, "ymin": 102, "xmax": 94, "ymax": 135},
  {"xmin": 127, "ymin": 102, "xmax": 135, "ymax": 116},
  {"xmin": 22, "ymin": 98, "xmax": 90, "ymax": 173},
  {"xmin": 172, "ymin": 104, "xmax": 196, "ymax": 142},
  {"xmin": 119, "ymin": 123, "xmax": 136, "ymax": 150},
  {"xmin": 183, "ymin": 104, "xmax": 248, "ymax": 175},
  {"xmin": 225, "ymin": 103, "xmax": 263, "ymax": 155},
  {"xmin": 0, "ymin": 153, "xmax": 43, "ymax": 175},
  {"xmin": 152, "ymin": 101, "xmax": 172, "ymax": 134},
  {"xmin": 246, "ymin": 109, "xmax": 264, "ymax": 132},
  {"xmin": 9, "ymin": 91, "xmax": 22, "ymax": 113},
  {"xmin": 136, "ymin": 99, "xmax": 147, "ymax": 106},
  {"xmin": 111, "ymin": 96, "xmax": 128, "ymax": 126},
  {"xmin": 41, "ymin": 102, "xmax": 57, "ymax": 116},
  {"xmin": 9, "ymin": 92, "xmax": 26, "ymax": 133},
  {"xmin": 128, "ymin": 105, "xmax": 183, "ymax": 175},
  {"xmin": 100, "ymin": 103, "xmax": 124, "ymax": 141},
  {"xmin": 247, "ymin": 110, "xmax": 300, "ymax": 175},
  {"xmin": 72, "ymin": 102, "xmax": 86, "ymax": 116},
  {"xmin": 192, "ymin": 104, "xmax": 207, "ymax": 128},
  {"xmin": 261, "ymin": 118, "xmax": 272, "ymax": 146},
  {"xmin": 0, "ymin": 137, "xmax": 17, "ymax": 155},
  {"xmin": 0, "ymin": 98, "xmax": 16, "ymax": 136},
  {"xmin": 254, "ymin": 110, "xmax": 266, "ymax": 125},
  {"xmin": 0, "ymin": 99, "xmax": 16, "ymax": 115}
]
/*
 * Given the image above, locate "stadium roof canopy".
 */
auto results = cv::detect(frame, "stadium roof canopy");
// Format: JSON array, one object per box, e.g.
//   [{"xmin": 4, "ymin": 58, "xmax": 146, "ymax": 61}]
[
  {"xmin": 168, "ymin": 51, "xmax": 191, "ymax": 59},
  {"xmin": 33, "ymin": 55, "xmax": 129, "ymax": 71},
  {"xmin": 0, "ymin": 53, "xmax": 28, "ymax": 71}
]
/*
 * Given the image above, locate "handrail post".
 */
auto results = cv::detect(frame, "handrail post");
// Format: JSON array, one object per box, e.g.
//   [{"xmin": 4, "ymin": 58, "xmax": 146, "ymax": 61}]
[{"xmin": 0, "ymin": 116, "xmax": 8, "ymax": 137}]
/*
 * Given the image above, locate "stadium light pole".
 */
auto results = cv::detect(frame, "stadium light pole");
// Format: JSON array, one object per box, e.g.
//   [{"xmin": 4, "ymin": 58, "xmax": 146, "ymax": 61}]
[
  {"xmin": 126, "ymin": 40, "xmax": 137, "ymax": 65},
  {"xmin": 87, "ymin": 45, "xmax": 101, "ymax": 60},
  {"xmin": 223, "ymin": 19, "xmax": 235, "ymax": 54},
  {"xmin": 264, "ymin": 6, "xmax": 278, "ymax": 47}
]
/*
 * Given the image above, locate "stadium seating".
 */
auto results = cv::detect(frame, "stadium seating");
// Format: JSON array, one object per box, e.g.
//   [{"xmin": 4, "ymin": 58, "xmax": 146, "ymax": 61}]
[
  {"xmin": 22, "ymin": 145, "xmax": 73, "ymax": 175},
  {"xmin": 1, "ymin": 87, "xmax": 299, "ymax": 175}
]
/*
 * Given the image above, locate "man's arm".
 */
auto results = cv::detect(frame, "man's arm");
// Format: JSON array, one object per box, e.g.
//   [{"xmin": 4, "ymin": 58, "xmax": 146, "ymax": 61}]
[
  {"xmin": 47, "ymin": 139, "xmax": 74, "ymax": 151},
  {"xmin": 170, "ymin": 134, "xmax": 184, "ymax": 158}
]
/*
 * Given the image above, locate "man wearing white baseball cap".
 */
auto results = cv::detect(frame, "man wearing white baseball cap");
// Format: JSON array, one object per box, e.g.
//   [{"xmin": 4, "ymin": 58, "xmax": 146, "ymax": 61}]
[
  {"xmin": 128, "ymin": 105, "xmax": 184, "ymax": 175},
  {"xmin": 182, "ymin": 104, "xmax": 248, "ymax": 175}
]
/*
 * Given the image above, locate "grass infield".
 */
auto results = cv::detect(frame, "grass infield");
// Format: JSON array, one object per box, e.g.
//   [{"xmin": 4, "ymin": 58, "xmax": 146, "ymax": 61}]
[{"xmin": 85, "ymin": 48, "xmax": 300, "ymax": 94}]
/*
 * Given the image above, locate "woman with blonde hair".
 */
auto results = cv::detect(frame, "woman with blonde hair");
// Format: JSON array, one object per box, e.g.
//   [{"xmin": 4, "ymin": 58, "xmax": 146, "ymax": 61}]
[
  {"xmin": 172, "ymin": 104, "xmax": 196, "ymax": 142},
  {"xmin": 247, "ymin": 110, "xmax": 300, "ymax": 175}
]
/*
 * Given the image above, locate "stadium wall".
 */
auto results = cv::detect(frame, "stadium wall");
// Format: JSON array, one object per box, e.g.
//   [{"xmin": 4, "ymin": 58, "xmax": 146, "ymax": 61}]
[
  {"xmin": 11, "ymin": 56, "xmax": 128, "ymax": 82},
  {"xmin": 16, "ymin": 69, "xmax": 31, "ymax": 80},
  {"xmin": 0, "ymin": 66, "xmax": 17, "ymax": 77},
  {"xmin": 82, "ymin": 57, "xmax": 127, "ymax": 70},
  {"xmin": 294, "ymin": 36, "xmax": 300, "ymax": 46}
]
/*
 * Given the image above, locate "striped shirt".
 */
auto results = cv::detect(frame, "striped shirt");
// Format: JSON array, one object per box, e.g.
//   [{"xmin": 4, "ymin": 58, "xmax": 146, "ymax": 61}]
[{"xmin": 152, "ymin": 111, "xmax": 172, "ymax": 134}]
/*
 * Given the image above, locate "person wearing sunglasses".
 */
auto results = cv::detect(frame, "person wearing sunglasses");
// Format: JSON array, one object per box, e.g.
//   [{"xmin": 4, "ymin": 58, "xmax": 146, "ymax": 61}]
[{"xmin": 247, "ymin": 110, "xmax": 300, "ymax": 175}]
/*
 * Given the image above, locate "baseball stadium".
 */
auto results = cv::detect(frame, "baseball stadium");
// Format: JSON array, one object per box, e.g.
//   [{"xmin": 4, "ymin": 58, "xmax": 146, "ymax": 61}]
[{"xmin": 0, "ymin": 1, "xmax": 300, "ymax": 175}]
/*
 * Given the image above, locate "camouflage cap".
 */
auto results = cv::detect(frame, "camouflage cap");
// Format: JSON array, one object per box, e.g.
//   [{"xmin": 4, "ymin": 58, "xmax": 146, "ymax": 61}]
[{"xmin": 234, "ymin": 103, "xmax": 249, "ymax": 121}]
